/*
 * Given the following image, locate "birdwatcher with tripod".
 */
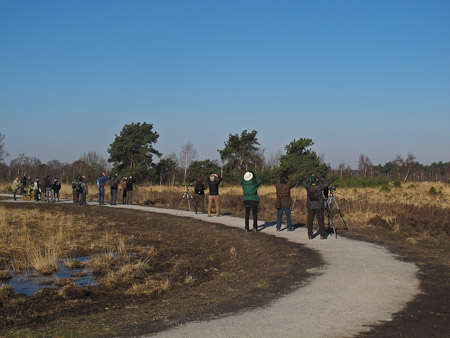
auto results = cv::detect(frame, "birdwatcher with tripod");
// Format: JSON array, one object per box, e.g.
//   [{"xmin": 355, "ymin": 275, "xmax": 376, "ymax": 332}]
[{"xmin": 302, "ymin": 173, "xmax": 329, "ymax": 239}]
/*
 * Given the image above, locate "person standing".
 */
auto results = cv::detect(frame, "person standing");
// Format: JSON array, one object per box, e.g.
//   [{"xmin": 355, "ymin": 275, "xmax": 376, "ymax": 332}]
[
  {"xmin": 207, "ymin": 173, "xmax": 222, "ymax": 217},
  {"xmin": 33, "ymin": 177, "xmax": 40, "ymax": 202},
  {"xmin": 20, "ymin": 175, "xmax": 27, "ymax": 195},
  {"xmin": 275, "ymin": 173, "xmax": 297, "ymax": 231},
  {"xmin": 240, "ymin": 171, "xmax": 262, "ymax": 232},
  {"xmin": 109, "ymin": 173, "xmax": 119, "ymax": 205},
  {"xmin": 79, "ymin": 176, "xmax": 88, "ymax": 205},
  {"xmin": 302, "ymin": 173, "xmax": 329, "ymax": 239},
  {"xmin": 192, "ymin": 175, "xmax": 206, "ymax": 214},
  {"xmin": 43, "ymin": 175, "xmax": 53, "ymax": 203},
  {"xmin": 12, "ymin": 178, "xmax": 21, "ymax": 201},
  {"xmin": 96, "ymin": 173, "xmax": 109, "ymax": 205},
  {"xmin": 52, "ymin": 177, "xmax": 61, "ymax": 202},
  {"xmin": 120, "ymin": 177, "xmax": 127, "ymax": 204},
  {"xmin": 126, "ymin": 176, "xmax": 135, "ymax": 205},
  {"xmin": 72, "ymin": 176, "xmax": 80, "ymax": 203}
]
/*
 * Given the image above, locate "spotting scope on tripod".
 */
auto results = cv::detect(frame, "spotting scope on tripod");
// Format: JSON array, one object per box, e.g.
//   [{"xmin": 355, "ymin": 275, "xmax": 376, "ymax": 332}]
[
  {"xmin": 325, "ymin": 187, "xmax": 349, "ymax": 238},
  {"xmin": 176, "ymin": 184, "xmax": 193, "ymax": 215}
]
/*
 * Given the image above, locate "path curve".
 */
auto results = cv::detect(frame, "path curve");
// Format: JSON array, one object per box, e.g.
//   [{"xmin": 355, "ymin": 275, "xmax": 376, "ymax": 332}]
[
  {"xmin": 118, "ymin": 205, "xmax": 420, "ymax": 338},
  {"xmin": 0, "ymin": 197, "xmax": 420, "ymax": 337}
]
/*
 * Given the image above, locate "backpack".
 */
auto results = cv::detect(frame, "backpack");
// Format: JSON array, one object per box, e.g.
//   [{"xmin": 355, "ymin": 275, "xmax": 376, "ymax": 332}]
[
  {"xmin": 308, "ymin": 184, "xmax": 320, "ymax": 201},
  {"xmin": 194, "ymin": 181, "xmax": 204, "ymax": 194},
  {"xmin": 54, "ymin": 182, "xmax": 61, "ymax": 191},
  {"xmin": 77, "ymin": 183, "xmax": 84, "ymax": 193}
]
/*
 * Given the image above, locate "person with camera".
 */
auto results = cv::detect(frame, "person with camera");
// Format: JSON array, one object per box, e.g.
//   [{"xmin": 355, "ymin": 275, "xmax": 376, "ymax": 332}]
[
  {"xmin": 241, "ymin": 171, "xmax": 262, "ymax": 232},
  {"xmin": 275, "ymin": 173, "xmax": 296, "ymax": 232},
  {"xmin": 302, "ymin": 173, "xmax": 329, "ymax": 239},
  {"xmin": 207, "ymin": 173, "xmax": 222, "ymax": 217}
]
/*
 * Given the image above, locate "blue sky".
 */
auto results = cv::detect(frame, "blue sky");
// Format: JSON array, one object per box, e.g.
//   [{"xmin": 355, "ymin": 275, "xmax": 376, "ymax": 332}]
[{"xmin": 1, "ymin": 0, "xmax": 449, "ymax": 168}]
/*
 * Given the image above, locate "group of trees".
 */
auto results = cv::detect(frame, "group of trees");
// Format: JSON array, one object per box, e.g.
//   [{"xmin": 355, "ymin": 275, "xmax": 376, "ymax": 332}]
[{"xmin": 1, "ymin": 123, "xmax": 450, "ymax": 187}]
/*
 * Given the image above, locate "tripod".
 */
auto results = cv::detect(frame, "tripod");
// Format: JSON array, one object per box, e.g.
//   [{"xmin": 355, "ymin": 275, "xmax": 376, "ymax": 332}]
[
  {"xmin": 176, "ymin": 184, "xmax": 193, "ymax": 215},
  {"xmin": 325, "ymin": 187, "xmax": 349, "ymax": 238}
]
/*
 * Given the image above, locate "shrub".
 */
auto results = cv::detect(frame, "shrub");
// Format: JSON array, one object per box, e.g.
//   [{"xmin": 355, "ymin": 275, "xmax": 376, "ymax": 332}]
[
  {"xmin": 380, "ymin": 184, "xmax": 391, "ymax": 193},
  {"xmin": 407, "ymin": 184, "xmax": 416, "ymax": 189},
  {"xmin": 428, "ymin": 186, "xmax": 438, "ymax": 195},
  {"xmin": 393, "ymin": 179, "xmax": 402, "ymax": 188}
]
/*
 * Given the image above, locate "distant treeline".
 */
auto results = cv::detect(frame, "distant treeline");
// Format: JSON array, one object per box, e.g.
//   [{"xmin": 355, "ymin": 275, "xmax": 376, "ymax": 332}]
[{"xmin": 1, "ymin": 125, "xmax": 449, "ymax": 187}]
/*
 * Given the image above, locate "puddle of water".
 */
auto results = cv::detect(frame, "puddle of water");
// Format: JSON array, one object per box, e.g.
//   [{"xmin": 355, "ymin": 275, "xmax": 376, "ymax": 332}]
[{"xmin": 1, "ymin": 256, "xmax": 97, "ymax": 296}]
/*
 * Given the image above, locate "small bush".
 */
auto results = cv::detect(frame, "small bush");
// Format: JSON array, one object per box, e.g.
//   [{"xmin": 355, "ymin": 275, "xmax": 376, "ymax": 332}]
[
  {"xmin": 380, "ymin": 184, "xmax": 391, "ymax": 193},
  {"xmin": 428, "ymin": 186, "xmax": 438, "ymax": 195},
  {"xmin": 407, "ymin": 184, "xmax": 416, "ymax": 189},
  {"xmin": 393, "ymin": 179, "xmax": 402, "ymax": 188}
]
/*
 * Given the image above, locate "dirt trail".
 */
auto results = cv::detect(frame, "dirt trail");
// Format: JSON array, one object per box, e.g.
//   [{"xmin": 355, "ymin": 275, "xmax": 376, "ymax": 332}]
[{"xmin": 110, "ymin": 204, "xmax": 420, "ymax": 338}]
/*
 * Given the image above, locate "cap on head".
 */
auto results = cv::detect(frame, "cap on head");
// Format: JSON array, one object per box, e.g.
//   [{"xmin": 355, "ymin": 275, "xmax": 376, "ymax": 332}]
[{"xmin": 244, "ymin": 172, "xmax": 253, "ymax": 181}]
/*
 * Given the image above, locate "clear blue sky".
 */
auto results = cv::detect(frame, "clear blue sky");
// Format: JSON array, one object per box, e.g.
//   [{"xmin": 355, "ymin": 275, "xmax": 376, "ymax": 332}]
[{"xmin": 1, "ymin": 0, "xmax": 449, "ymax": 168}]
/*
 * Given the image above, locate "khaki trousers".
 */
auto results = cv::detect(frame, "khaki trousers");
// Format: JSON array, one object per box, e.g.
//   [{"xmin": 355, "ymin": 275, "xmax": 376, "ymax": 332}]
[{"xmin": 208, "ymin": 195, "xmax": 220, "ymax": 216}]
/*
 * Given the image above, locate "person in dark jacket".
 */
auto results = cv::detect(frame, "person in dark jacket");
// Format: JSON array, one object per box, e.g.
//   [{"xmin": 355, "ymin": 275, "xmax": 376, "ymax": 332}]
[
  {"xmin": 20, "ymin": 175, "xmax": 27, "ymax": 195},
  {"xmin": 52, "ymin": 178, "xmax": 61, "ymax": 202},
  {"xmin": 275, "ymin": 173, "xmax": 296, "ymax": 231},
  {"xmin": 79, "ymin": 176, "xmax": 88, "ymax": 205},
  {"xmin": 207, "ymin": 173, "xmax": 222, "ymax": 217},
  {"xmin": 302, "ymin": 173, "xmax": 329, "ymax": 239},
  {"xmin": 126, "ymin": 176, "xmax": 135, "ymax": 204},
  {"xmin": 120, "ymin": 177, "xmax": 127, "ymax": 204},
  {"xmin": 72, "ymin": 176, "xmax": 81, "ymax": 203},
  {"xmin": 109, "ymin": 173, "xmax": 119, "ymax": 205},
  {"xmin": 43, "ymin": 175, "xmax": 52, "ymax": 203},
  {"xmin": 192, "ymin": 175, "xmax": 207, "ymax": 214},
  {"xmin": 240, "ymin": 171, "xmax": 262, "ymax": 232}
]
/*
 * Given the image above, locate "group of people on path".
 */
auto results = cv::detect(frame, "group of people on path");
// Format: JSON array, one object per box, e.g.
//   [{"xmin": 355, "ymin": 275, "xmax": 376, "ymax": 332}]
[
  {"xmin": 12, "ymin": 169, "xmax": 330, "ymax": 239},
  {"xmin": 71, "ymin": 173, "xmax": 135, "ymax": 206},
  {"xmin": 191, "ymin": 171, "xmax": 330, "ymax": 238},
  {"xmin": 240, "ymin": 171, "xmax": 329, "ymax": 238},
  {"xmin": 13, "ymin": 175, "xmax": 61, "ymax": 202}
]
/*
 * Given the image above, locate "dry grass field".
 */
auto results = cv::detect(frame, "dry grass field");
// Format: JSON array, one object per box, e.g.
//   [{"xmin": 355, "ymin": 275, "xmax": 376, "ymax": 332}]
[{"xmin": 3, "ymin": 181, "xmax": 450, "ymax": 243}]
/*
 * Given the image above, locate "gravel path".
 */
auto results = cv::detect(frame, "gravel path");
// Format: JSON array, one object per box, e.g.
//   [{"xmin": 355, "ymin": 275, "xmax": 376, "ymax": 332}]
[
  {"xmin": 116, "ymin": 205, "xmax": 420, "ymax": 338},
  {"xmin": 0, "ymin": 197, "xmax": 420, "ymax": 337}
]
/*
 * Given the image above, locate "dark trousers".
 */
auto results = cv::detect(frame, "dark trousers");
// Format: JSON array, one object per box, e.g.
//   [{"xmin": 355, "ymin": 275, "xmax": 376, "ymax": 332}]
[
  {"xmin": 73, "ymin": 190, "xmax": 79, "ymax": 203},
  {"xmin": 245, "ymin": 206, "xmax": 258, "ymax": 230},
  {"xmin": 122, "ymin": 189, "xmax": 127, "ymax": 204},
  {"xmin": 307, "ymin": 208, "xmax": 325, "ymax": 238},
  {"xmin": 13, "ymin": 188, "xmax": 20, "ymax": 200},
  {"xmin": 79, "ymin": 193, "xmax": 87, "ymax": 205},
  {"xmin": 110, "ymin": 188, "xmax": 117, "ymax": 205},
  {"xmin": 53, "ymin": 190, "xmax": 60, "ymax": 201},
  {"xmin": 193, "ymin": 194, "xmax": 205, "ymax": 213}
]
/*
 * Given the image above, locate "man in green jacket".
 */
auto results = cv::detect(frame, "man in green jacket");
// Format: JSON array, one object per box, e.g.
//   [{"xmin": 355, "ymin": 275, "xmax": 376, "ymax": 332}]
[{"xmin": 240, "ymin": 171, "xmax": 262, "ymax": 232}]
